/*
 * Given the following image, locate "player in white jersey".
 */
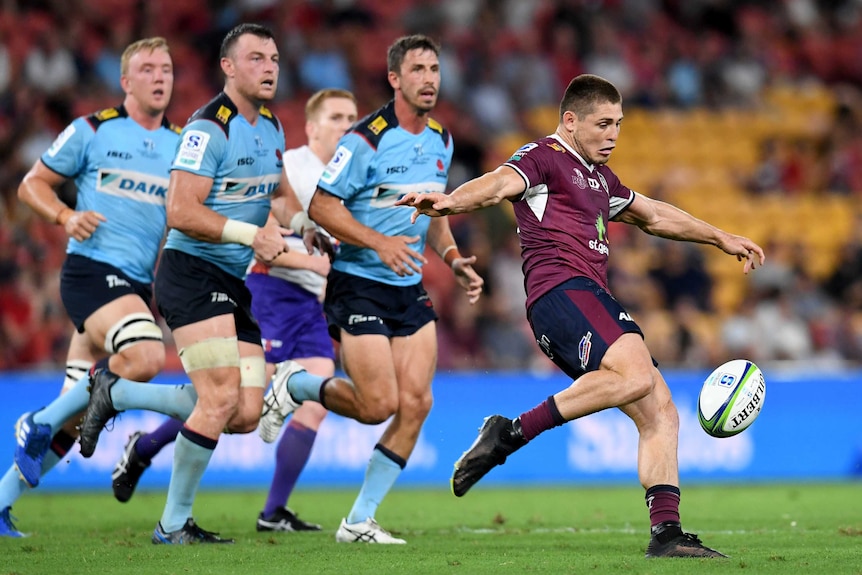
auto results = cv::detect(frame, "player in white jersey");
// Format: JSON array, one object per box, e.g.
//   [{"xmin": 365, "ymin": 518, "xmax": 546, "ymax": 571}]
[{"xmin": 2, "ymin": 38, "xmax": 181, "ymax": 538}]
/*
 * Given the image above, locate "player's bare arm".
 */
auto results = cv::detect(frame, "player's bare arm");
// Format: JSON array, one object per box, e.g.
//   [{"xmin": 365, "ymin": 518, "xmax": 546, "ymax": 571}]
[
  {"xmin": 309, "ymin": 187, "xmax": 426, "ymax": 276},
  {"xmin": 18, "ymin": 160, "xmax": 106, "ymax": 241},
  {"xmin": 426, "ymin": 216, "xmax": 484, "ymax": 304},
  {"xmin": 270, "ymin": 173, "xmax": 333, "ymax": 259},
  {"xmin": 396, "ymin": 166, "xmax": 526, "ymax": 222},
  {"xmin": 166, "ymin": 169, "xmax": 285, "ymax": 262},
  {"xmin": 616, "ymin": 192, "xmax": 765, "ymax": 274}
]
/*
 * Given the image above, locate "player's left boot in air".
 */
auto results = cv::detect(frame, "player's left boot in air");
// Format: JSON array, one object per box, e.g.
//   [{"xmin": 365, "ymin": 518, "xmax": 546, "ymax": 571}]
[
  {"xmin": 79, "ymin": 366, "xmax": 120, "ymax": 458},
  {"xmin": 451, "ymin": 414, "xmax": 527, "ymax": 497}
]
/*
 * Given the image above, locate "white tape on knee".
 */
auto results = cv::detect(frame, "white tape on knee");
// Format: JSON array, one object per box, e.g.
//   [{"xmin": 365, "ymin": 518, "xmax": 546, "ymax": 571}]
[
  {"xmin": 240, "ymin": 356, "xmax": 266, "ymax": 388},
  {"xmin": 104, "ymin": 313, "xmax": 163, "ymax": 354},
  {"xmin": 178, "ymin": 337, "xmax": 240, "ymax": 373},
  {"xmin": 62, "ymin": 359, "xmax": 94, "ymax": 393}
]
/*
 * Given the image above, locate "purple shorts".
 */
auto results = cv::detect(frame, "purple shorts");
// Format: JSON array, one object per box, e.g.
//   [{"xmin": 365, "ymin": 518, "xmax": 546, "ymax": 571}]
[{"xmin": 245, "ymin": 273, "xmax": 335, "ymax": 364}]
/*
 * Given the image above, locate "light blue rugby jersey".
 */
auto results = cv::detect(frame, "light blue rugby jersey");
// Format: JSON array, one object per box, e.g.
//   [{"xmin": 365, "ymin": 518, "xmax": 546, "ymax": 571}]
[
  {"xmin": 41, "ymin": 105, "xmax": 181, "ymax": 284},
  {"xmin": 164, "ymin": 93, "xmax": 285, "ymax": 278},
  {"xmin": 317, "ymin": 100, "xmax": 453, "ymax": 286}
]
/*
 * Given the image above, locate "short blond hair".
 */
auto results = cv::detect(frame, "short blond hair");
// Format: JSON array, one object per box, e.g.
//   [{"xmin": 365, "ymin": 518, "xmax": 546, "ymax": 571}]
[
  {"xmin": 305, "ymin": 89, "xmax": 357, "ymax": 121},
  {"xmin": 120, "ymin": 37, "xmax": 170, "ymax": 76}
]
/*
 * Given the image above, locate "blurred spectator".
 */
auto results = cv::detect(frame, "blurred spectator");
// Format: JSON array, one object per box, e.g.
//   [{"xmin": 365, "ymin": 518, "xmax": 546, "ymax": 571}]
[
  {"xmin": 297, "ymin": 24, "xmax": 352, "ymax": 93},
  {"xmin": 91, "ymin": 24, "xmax": 131, "ymax": 94},
  {"xmin": 23, "ymin": 25, "xmax": 78, "ymax": 96},
  {"xmin": 0, "ymin": 34, "xmax": 10, "ymax": 95},
  {"xmin": 647, "ymin": 241, "xmax": 713, "ymax": 312}
]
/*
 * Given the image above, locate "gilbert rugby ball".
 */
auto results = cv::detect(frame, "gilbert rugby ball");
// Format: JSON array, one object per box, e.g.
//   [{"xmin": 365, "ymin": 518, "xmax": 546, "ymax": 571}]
[{"xmin": 698, "ymin": 359, "xmax": 765, "ymax": 438}]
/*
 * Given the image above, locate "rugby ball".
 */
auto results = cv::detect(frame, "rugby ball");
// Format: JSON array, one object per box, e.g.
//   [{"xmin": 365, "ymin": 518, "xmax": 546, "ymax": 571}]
[{"xmin": 698, "ymin": 359, "xmax": 765, "ymax": 438}]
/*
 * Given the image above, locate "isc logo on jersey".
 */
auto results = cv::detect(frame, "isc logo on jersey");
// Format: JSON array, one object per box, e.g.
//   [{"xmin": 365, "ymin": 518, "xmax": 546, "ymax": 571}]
[
  {"xmin": 320, "ymin": 145, "xmax": 352, "ymax": 185},
  {"xmin": 176, "ymin": 130, "xmax": 210, "ymax": 171}
]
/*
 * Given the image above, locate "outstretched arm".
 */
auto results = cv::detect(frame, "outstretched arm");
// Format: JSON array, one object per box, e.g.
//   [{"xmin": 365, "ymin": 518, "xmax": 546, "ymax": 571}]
[
  {"xmin": 395, "ymin": 165, "xmax": 527, "ymax": 221},
  {"xmin": 616, "ymin": 193, "xmax": 766, "ymax": 274}
]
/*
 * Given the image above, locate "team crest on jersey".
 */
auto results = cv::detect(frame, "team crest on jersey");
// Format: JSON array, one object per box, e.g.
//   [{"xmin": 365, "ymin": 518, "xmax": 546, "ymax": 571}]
[
  {"xmin": 572, "ymin": 168, "xmax": 587, "ymax": 189},
  {"xmin": 176, "ymin": 130, "xmax": 210, "ymax": 170},
  {"xmin": 595, "ymin": 213, "xmax": 607, "ymax": 242},
  {"xmin": 215, "ymin": 105, "xmax": 232, "ymax": 124},
  {"xmin": 47, "ymin": 124, "xmax": 76, "ymax": 157},
  {"xmin": 368, "ymin": 116, "xmax": 388, "ymax": 135},
  {"xmin": 547, "ymin": 142, "xmax": 565, "ymax": 153},
  {"xmin": 320, "ymin": 145, "xmax": 352, "ymax": 185},
  {"xmin": 508, "ymin": 143, "xmax": 537, "ymax": 162}
]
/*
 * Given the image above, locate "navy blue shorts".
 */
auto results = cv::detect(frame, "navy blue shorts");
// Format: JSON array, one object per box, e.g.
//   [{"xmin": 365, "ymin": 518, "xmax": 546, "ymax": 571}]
[
  {"xmin": 323, "ymin": 269, "xmax": 437, "ymax": 341},
  {"xmin": 527, "ymin": 277, "xmax": 649, "ymax": 380},
  {"xmin": 60, "ymin": 254, "xmax": 153, "ymax": 333},
  {"xmin": 246, "ymin": 273, "xmax": 334, "ymax": 363},
  {"xmin": 155, "ymin": 249, "xmax": 260, "ymax": 345}
]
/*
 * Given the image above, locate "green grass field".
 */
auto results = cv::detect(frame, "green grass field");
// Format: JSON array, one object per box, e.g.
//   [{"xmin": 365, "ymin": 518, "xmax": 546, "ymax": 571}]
[{"xmin": 2, "ymin": 483, "xmax": 860, "ymax": 575}]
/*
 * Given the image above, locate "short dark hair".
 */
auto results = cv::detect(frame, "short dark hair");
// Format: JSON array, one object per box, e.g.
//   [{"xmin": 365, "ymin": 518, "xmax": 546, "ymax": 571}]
[
  {"xmin": 387, "ymin": 34, "xmax": 440, "ymax": 73},
  {"xmin": 220, "ymin": 23, "xmax": 276, "ymax": 59},
  {"xmin": 560, "ymin": 74, "xmax": 622, "ymax": 120}
]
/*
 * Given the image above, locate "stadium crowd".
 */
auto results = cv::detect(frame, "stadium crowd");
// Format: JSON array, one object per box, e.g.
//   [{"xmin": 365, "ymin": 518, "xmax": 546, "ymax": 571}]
[{"xmin": 2, "ymin": 0, "xmax": 862, "ymax": 372}]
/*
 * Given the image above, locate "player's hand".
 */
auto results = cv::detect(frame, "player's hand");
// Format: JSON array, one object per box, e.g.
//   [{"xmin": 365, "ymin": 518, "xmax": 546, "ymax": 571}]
[
  {"xmin": 376, "ymin": 234, "xmax": 426, "ymax": 276},
  {"xmin": 253, "ymin": 225, "xmax": 291, "ymax": 263},
  {"xmin": 719, "ymin": 233, "xmax": 765, "ymax": 274},
  {"xmin": 452, "ymin": 255, "xmax": 484, "ymax": 304},
  {"xmin": 64, "ymin": 210, "xmax": 106, "ymax": 241},
  {"xmin": 304, "ymin": 227, "xmax": 335, "ymax": 261},
  {"xmin": 395, "ymin": 192, "xmax": 453, "ymax": 223}
]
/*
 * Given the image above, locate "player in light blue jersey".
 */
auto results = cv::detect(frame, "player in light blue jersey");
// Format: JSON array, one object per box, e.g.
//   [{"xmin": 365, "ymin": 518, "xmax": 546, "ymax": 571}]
[
  {"xmin": 75, "ymin": 23, "xmax": 330, "ymax": 545},
  {"xmin": 2, "ymin": 38, "xmax": 185, "ymax": 538},
  {"xmin": 259, "ymin": 35, "xmax": 484, "ymax": 544},
  {"xmin": 109, "ymin": 89, "xmax": 359, "ymax": 535}
]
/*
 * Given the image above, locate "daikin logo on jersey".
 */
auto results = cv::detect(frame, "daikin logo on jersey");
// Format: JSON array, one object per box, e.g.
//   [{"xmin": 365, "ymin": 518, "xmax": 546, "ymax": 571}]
[{"xmin": 97, "ymin": 169, "xmax": 168, "ymax": 206}]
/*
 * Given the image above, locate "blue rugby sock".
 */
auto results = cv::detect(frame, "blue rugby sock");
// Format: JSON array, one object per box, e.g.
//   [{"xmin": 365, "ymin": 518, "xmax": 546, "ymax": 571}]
[
  {"xmin": 287, "ymin": 371, "xmax": 328, "ymax": 403},
  {"xmin": 110, "ymin": 380, "xmax": 198, "ymax": 421},
  {"xmin": 346, "ymin": 444, "xmax": 406, "ymax": 524},
  {"xmin": 33, "ymin": 376, "xmax": 91, "ymax": 432},
  {"xmin": 160, "ymin": 427, "xmax": 217, "ymax": 533},
  {"xmin": 0, "ymin": 430, "xmax": 74, "ymax": 508}
]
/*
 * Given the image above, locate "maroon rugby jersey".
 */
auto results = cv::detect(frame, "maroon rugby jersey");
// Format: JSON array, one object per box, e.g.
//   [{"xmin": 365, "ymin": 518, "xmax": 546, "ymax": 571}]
[{"xmin": 503, "ymin": 134, "xmax": 635, "ymax": 310}]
